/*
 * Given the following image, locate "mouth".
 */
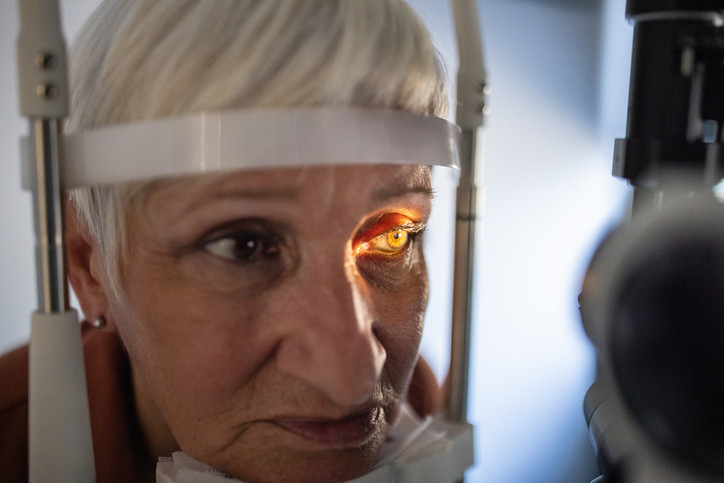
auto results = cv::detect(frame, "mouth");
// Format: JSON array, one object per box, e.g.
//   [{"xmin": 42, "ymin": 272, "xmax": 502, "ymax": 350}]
[{"xmin": 271, "ymin": 406, "xmax": 384, "ymax": 448}]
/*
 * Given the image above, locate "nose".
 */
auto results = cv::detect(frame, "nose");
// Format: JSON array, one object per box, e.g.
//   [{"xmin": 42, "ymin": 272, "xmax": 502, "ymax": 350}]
[{"xmin": 274, "ymin": 267, "xmax": 386, "ymax": 407}]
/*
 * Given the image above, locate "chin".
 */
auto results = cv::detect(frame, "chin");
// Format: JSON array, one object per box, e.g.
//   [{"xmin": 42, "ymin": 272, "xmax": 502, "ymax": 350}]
[
  {"xmin": 225, "ymin": 442, "xmax": 382, "ymax": 483},
  {"xmin": 207, "ymin": 419, "xmax": 388, "ymax": 483}
]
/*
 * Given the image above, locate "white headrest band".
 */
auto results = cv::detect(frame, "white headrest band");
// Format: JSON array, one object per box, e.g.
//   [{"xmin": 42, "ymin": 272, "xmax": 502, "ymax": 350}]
[{"xmin": 39, "ymin": 108, "xmax": 459, "ymax": 189}]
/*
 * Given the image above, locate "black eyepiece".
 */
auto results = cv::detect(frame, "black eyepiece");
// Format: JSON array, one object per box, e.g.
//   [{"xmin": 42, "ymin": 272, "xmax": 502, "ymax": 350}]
[{"xmin": 627, "ymin": 0, "xmax": 724, "ymax": 18}]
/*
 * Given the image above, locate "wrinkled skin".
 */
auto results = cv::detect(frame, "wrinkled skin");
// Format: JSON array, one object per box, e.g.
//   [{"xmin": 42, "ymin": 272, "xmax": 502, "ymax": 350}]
[{"xmin": 68, "ymin": 165, "xmax": 433, "ymax": 482}]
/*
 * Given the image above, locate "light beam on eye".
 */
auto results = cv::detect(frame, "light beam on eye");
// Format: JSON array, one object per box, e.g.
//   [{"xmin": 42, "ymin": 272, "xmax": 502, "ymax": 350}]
[{"xmin": 386, "ymin": 230, "xmax": 408, "ymax": 250}]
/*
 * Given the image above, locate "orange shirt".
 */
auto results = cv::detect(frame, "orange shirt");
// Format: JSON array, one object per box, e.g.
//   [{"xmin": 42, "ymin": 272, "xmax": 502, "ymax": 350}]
[{"xmin": 0, "ymin": 323, "xmax": 145, "ymax": 482}]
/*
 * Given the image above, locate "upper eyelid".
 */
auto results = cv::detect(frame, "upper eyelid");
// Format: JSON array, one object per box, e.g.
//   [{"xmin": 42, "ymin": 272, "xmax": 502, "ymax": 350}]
[
  {"xmin": 370, "ymin": 223, "xmax": 426, "ymax": 241},
  {"xmin": 355, "ymin": 213, "xmax": 424, "ymax": 241},
  {"xmin": 194, "ymin": 218, "xmax": 285, "ymax": 247}
]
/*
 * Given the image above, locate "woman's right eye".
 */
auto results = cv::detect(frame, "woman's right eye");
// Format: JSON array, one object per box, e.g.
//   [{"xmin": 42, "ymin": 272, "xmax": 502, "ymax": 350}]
[
  {"xmin": 201, "ymin": 225, "xmax": 282, "ymax": 264},
  {"xmin": 191, "ymin": 220, "xmax": 294, "ymax": 291}
]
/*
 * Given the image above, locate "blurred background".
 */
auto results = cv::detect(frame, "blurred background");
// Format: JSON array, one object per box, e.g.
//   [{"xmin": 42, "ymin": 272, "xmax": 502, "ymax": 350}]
[{"xmin": 0, "ymin": 0, "xmax": 633, "ymax": 481}]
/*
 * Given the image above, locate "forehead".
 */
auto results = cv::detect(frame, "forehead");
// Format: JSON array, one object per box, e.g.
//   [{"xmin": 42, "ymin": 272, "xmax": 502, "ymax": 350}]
[{"xmin": 148, "ymin": 164, "xmax": 432, "ymax": 205}]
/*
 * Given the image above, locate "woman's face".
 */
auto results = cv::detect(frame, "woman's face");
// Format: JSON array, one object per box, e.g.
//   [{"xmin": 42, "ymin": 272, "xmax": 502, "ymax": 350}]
[{"xmin": 109, "ymin": 164, "xmax": 432, "ymax": 482}]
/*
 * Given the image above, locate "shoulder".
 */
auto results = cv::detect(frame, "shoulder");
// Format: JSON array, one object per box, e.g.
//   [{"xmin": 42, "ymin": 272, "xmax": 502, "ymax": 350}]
[
  {"xmin": 0, "ymin": 343, "xmax": 30, "ymax": 482},
  {"xmin": 0, "ymin": 343, "xmax": 29, "ymax": 411},
  {"xmin": 406, "ymin": 355, "xmax": 444, "ymax": 417},
  {"xmin": 0, "ymin": 327, "xmax": 139, "ymax": 482}
]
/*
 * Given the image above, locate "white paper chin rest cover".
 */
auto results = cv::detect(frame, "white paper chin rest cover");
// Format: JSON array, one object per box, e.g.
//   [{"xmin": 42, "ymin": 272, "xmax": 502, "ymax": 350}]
[{"xmin": 51, "ymin": 108, "xmax": 459, "ymax": 188}]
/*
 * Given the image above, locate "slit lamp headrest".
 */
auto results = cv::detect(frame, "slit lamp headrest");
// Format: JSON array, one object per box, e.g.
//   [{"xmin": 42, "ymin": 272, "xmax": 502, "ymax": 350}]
[{"xmin": 22, "ymin": 108, "xmax": 460, "ymax": 189}]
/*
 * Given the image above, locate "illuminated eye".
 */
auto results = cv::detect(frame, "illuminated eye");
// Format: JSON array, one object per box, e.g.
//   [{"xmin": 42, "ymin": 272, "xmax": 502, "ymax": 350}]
[
  {"xmin": 386, "ymin": 229, "xmax": 408, "ymax": 250},
  {"xmin": 353, "ymin": 213, "xmax": 425, "ymax": 259},
  {"xmin": 364, "ymin": 227, "xmax": 412, "ymax": 254}
]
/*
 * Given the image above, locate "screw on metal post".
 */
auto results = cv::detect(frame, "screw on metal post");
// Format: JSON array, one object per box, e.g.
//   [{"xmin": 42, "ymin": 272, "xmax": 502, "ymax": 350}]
[
  {"xmin": 36, "ymin": 84, "xmax": 58, "ymax": 99},
  {"xmin": 35, "ymin": 52, "xmax": 57, "ymax": 70},
  {"xmin": 478, "ymin": 83, "xmax": 490, "ymax": 114}
]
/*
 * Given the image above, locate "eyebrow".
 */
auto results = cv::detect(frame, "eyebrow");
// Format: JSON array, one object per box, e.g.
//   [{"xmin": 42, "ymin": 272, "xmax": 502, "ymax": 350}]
[
  {"xmin": 175, "ymin": 174, "xmax": 434, "ymax": 217},
  {"xmin": 172, "ymin": 185, "xmax": 300, "ymax": 219},
  {"xmin": 206, "ymin": 184, "xmax": 433, "ymax": 204},
  {"xmin": 372, "ymin": 183, "xmax": 435, "ymax": 202},
  {"xmin": 208, "ymin": 187, "xmax": 300, "ymax": 201}
]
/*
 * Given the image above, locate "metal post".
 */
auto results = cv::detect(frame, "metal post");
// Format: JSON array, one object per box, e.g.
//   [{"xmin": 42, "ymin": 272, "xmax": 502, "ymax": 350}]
[
  {"xmin": 16, "ymin": 1, "xmax": 96, "ymax": 481},
  {"xmin": 447, "ymin": 129, "xmax": 478, "ymax": 422},
  {"xmin": 30, "ymin": 118, "xmax": 67, "ymax": 314},
  {"xmin": 447, "ymin": 0, "xmax": 488, "ymax": 423}
]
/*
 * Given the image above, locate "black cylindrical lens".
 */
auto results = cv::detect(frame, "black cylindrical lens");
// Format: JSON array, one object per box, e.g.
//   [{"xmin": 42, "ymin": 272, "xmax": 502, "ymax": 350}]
[{"xmin": 627, "ymin": 0, "xmax": 724, "ymax": 17}]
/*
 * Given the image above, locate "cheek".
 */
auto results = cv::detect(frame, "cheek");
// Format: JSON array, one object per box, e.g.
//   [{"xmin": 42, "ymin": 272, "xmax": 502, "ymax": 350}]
[
  {"xmin": 120, "ymin": 240, "xmax": 271, "ymax": 376},
  {"xmin": 113, "ymin": 283, "xmax": 286, "ymax": 462},
  {"xmin": 113, "ymin": 262, "xmax": 276, "ymax": 420},
  {"xmin": 369, "ymin": 254, "xmax": 429, "ymax": 392}
]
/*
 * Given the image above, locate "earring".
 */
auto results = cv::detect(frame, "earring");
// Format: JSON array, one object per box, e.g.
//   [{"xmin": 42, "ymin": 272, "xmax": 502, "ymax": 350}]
[{"xmin": 91, "ymin": 316, "xmax": 107, "ymax": 329}]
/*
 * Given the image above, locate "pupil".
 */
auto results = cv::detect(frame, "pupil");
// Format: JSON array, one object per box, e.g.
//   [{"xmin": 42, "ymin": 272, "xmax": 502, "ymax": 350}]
[{"xmin": 237, "ymin": 238, "xmax": 259, "ymax": 258}]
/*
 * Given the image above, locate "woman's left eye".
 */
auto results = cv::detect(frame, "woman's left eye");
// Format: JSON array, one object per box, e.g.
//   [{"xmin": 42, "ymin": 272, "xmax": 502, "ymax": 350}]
[
  {"xmin": 353, "ymin": 214, "xmax": 425, "ymax": 291},
  {"xmin": 364, "ymin": 228, "xmax": 411, "ymax": 254},
  {"xmin": 354, "ymin": 213, "xmax": 424, "ymax": 258}
]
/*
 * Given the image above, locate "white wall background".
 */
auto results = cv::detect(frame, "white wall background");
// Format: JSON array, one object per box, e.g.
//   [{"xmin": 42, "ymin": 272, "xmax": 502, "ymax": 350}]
[
  {"xmin": 0, "ymin": 0, "xmax": 633, "ymax": 481},
  {"xmin": 413, "ymin": 0, "xmax": 633, "ymax": 481},
  {"xmin": 0, "ymin": 0, "xmax": 101, "ymax": 352}
]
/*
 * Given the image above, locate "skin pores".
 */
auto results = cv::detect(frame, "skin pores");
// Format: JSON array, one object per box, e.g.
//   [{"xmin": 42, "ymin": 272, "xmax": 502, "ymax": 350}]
[{"xmin": 100, "ymin": 165, "xmax": 433, "ymax": 482}]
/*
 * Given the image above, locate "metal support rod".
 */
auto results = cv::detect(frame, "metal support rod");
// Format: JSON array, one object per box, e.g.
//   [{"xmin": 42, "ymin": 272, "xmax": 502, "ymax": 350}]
[
  {"xmin": 447, "ymin": 128, "xmax": 479, "ymax": 422},
  {"xmin": 17, "ymin": 1, "xmax": 97, "ymax": 481},
  {"xmin": 30, "ymin": 118, "xmax": 68, "ymax": 314},
  {"xmin": 447, "ymin": 0, "xmax": 487, "ymax": 423}
]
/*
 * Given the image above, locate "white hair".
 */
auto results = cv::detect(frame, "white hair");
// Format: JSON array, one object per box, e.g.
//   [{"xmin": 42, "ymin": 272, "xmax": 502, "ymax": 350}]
[{"xmin": 66, "ymin": 0, "xmax": 449, "ymax": 299}]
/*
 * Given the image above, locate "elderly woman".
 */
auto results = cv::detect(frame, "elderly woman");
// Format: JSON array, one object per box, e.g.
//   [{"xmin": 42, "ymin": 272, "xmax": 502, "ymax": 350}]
[{"xmin": 0, "ymin": 1, "xmax": 452, "ymax": 481}]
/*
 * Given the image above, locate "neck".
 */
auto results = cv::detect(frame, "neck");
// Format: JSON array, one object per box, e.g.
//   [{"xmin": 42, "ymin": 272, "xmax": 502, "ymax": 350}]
[{"xmin": 130, "ymin": 366, "xmax": 180, "ymax": 474}]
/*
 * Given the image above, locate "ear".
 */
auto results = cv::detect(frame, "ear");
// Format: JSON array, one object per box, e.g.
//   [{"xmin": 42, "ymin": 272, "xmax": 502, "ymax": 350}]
[{"xmin": 65, "ymin": 202, "xmax": 112, "ymax": 327}]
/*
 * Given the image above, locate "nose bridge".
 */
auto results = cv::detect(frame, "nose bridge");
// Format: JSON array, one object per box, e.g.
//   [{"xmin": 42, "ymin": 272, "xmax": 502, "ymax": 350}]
[
  {"xmin": 308, "ymin": 249, "xmax": 362, "ymax": 330},
  {"xmin": 274, "ymin": 248, "xmax": 386, "ymax": 406}
]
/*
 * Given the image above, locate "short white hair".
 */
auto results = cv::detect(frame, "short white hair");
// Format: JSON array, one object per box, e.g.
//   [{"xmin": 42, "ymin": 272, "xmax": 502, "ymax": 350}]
[{"xmin": 67, "ymin": 0, "xmax": 449, "ymax": 299}]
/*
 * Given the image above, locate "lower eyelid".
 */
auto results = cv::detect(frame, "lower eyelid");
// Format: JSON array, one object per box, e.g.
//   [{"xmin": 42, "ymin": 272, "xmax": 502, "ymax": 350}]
[{"xmin": 354, "ymin": 242, "xmax": 423, "ymax": 291}]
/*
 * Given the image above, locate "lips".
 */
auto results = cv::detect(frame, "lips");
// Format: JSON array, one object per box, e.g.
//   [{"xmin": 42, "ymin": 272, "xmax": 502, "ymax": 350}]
[{"xmin": 272, "ymin": 406, "xmax": 383, "ymax": 447}]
